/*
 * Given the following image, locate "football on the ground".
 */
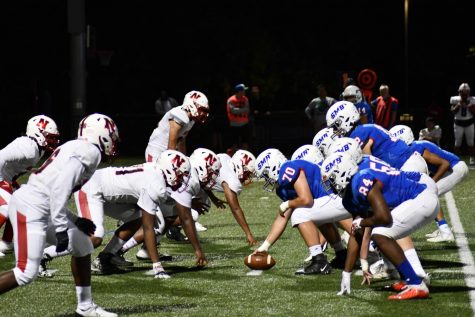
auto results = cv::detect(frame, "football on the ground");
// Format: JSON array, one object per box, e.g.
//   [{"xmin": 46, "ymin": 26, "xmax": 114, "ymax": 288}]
[{"xmin": 244, "ymin": 251, "xmax": 276, "ymax": 270}]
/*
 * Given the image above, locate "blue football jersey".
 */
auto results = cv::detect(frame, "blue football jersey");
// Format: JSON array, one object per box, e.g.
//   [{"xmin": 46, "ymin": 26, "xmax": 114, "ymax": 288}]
[
  {"xmin": 350, "ymin": 124, "xmax": 413, "ymax": 169},
  {"xmin": 342, "ymin": 165, "xmax": 426, "ymax": 217},
  {"xmin": 410, "ymin": 140, "xmax": 460, "ymax": 173},
  {"xmin": 359, "ymin": 155, "xmax": 422, "ymax": 182},
  {"xmin": 355, "ymin": 101, "xmax": 374, "ymax": 123},
  {"xmin": 276, "ymin": 160, "xmax": 326, "ymax": 201}
]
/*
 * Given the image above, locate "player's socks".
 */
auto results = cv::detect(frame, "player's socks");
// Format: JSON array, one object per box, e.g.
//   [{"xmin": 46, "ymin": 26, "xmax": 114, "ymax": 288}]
[
  {"xmin": 103, "ymin": 235, "xmax": 126, "ymax": 255},
  {"xmin": 121, "ymin": 237, "xmax": 138, "ymax": 254},
  {"xmin": 44, "ymin": 245, "xmax": 71, "ymax": 258},
  {"xmin": 395, "ymin": 259, "xmax": 422, "ymax": 285},
  {"xmin": 437, "ymin": 219, "xmax": 452, "ymax": 234},
  {"xmin": 76, "ymin": 286, "xmax": 93, "ymax": 311},
  {"xmin": 309, "ymin": 244, "xmax": 322, "ymax": 256},
  {"xmin": 404, "ymin": 248, "xmax": 426, "ymax": 278},
  {"xmin": 2, "ymin": 219, "xmax": 13, "ymax": 243}
]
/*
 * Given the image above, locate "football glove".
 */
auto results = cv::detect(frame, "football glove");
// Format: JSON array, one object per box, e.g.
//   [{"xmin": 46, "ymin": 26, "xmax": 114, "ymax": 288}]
[
  {"xmin": 75, "ymin": 217, "xmax": 96, "ymax": 236},
  {"xmin": 337, "ymin": 271, "xmax": 352, "ymax": 295}
]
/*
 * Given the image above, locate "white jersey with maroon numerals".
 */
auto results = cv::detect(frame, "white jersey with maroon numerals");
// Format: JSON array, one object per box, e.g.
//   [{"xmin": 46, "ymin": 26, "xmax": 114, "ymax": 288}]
[
  {"xmin": 91, "ymin": 163, "xmax": 168, "ymax": 215},
  {"xmin": 212, "ymin": 154, "xmax": 242, "ymax": 195},
  {"xmin": 25, "ymin": 139, "xmax": 101, "ymax": 232},
  {"xmin": 145, "ymin": 106, "xmax": 195, "ymax": 162},
  {"xmin": 0, "ymin": 136, "xmax": 43, "ymax": 183},
  {"xmin": 450, "ymin": 96, "xmax": 475, "ymax": 121}
]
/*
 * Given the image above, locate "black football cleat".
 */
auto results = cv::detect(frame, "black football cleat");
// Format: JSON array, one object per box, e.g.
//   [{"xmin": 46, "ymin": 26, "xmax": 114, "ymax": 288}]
[{"xmin": 295, "ymin": 254, "xmax": 332, "ymax": 275}]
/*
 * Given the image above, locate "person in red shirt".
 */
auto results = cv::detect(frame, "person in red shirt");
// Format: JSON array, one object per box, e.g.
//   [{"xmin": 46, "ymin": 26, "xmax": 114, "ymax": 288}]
[
  {"xmin": 227, "ymin": 84, "xmax": 251, "ymax": 152},
  {"xmin": 371, "ymin": 84, "xmax": 399, "ymax": 129}
]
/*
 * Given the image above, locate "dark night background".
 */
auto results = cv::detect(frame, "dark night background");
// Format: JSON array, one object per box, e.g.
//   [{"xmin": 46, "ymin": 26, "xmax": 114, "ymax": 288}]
[{"xmin": 2, "ymin": 1, "xmax": 475, "ymax": 156}]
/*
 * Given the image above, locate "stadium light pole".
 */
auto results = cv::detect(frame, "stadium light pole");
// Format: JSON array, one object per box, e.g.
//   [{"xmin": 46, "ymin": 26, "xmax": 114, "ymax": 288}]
[
  {"xmin": 67, "ymin": 0, "xmax": 87, "ymax": 138},
  {"xmin": 404, "ymin": 0, "xmax": 409, "ymax": 114}
]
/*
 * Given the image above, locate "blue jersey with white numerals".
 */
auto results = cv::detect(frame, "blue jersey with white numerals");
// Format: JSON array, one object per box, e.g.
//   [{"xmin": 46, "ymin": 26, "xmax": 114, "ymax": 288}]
[
  {"xmin": 410, "ymin": 140, "xmax": 460, "ymax": 173},
  {"xmin": 276, "ymin": 160, "xmax": 326, "ymax": 201},
  {"xmin": 349, "ymin": 124, "xmax": 413, "ymax": 169},
  {"xmin": 359, "ymin": 155, "xmax": 422, "ymax": 182},
  {"xmin": 355, "ymin": 101, "xmax": 374, "ymax": 123},
  {"xmin": 342, "ymin": 164, "xmax": 426, "ymax": 217}
]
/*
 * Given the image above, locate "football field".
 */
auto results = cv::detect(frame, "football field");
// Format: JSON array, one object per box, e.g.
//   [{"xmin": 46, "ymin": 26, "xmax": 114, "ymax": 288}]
[{"xmin": 1, "ymin": 157, "xmax": 474, "ymax": 317}]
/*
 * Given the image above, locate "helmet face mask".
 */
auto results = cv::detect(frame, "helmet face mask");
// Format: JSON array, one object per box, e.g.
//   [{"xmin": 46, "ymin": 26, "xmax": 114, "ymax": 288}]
[
  {"xmin": 231, "ymin": 150, "xmax": 256, "ymax": 184},
  {"xmin": 255, "ymin": 149, "xmax": 287, "ymax": 192},
  {"xmin": 190, "ymin": 148, "xmax": 221, "ymax": 190},
  {"xmin": 26, "ymin": 115, "xmax": 60, "ymax": 153},
  {"xmin": 77, "ymin": 113, "xmax": 120, "ymax": 162},
  {"xmin": 320, "ymin": 153, "xmax": 358, "ymax": 198},
  {"xmin": 158, "ymin": 150, "xmax": 191, "ymax": 192},
  {"xmin": 183, "ymin": 91, "xmax": 210, "ymax": 123},
  {"xmin": 326, "ymin": 101, "xmax": 360, "ymax": 137}
]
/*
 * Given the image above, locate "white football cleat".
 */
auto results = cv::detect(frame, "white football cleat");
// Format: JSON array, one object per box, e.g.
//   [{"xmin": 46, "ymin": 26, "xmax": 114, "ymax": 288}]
[
  {"xmin": 195, "ymin": 222, "xmax": 208, "ymax": 232},
  {"xmin": 76, "ymin": 303, "xmax": 117, "ymax": 317},
  {"xmin": 0, "ymin": 240, "xmax": 13, "ymax": 253},
  {"xmin": 136, "ymin": 247, "xmax": 150, "ymax": 260},
  {"xmin": 427, "ymin": 231, "xmax": 454, "ymax": 243},
  {"xmin": 425, "ymin": 229, "xmax": 440, "ymax": 238}
]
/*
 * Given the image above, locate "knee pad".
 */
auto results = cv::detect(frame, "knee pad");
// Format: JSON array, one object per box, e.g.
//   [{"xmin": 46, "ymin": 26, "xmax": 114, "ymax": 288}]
[
  {"xmin": 69, "ymin": 227, "xmax": 93, "ymax": 257},
  {"xmin": 13, "ymin": 266, "xmax": 39, "ymax": 286}
]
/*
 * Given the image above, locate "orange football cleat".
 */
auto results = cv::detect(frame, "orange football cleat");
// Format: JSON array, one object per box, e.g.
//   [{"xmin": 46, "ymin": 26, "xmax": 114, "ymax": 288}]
[
  {"xmin": 388, "ymin": 283, "xmax": 429, "ymax": 300},
  {"xmin": 385, "ymin": 280, "xmax": 407, "ymax": 292}
]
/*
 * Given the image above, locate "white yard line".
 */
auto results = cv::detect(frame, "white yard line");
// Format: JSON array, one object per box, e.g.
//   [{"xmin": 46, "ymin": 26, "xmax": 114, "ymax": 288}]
[{"xmin": 444, "ymin": 191, "xmax": 475, "ymax": 315}]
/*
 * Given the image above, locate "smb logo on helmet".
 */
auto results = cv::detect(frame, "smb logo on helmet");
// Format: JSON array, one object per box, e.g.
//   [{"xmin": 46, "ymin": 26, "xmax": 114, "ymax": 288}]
[
  {"xmin": 257, "ymin": 153, "xmax": 271, "ymax": 170},
  {"xmin": 315, "ymin": 131, "xmax": 330, "ymax": 147},
  {"xmin": 330, "ymin": 104, "xmax": 345, "ymax": 119},
  {"xmin": 333, "ymin": 143, "xmax": 350, "ymax": 153},
  {"xmin": 294, "ymin": 149, "xmax": 309, "ymax": 160},
  {"xmin": 324, "ymin": 156, "xmax": 342, "ymax": 173}
]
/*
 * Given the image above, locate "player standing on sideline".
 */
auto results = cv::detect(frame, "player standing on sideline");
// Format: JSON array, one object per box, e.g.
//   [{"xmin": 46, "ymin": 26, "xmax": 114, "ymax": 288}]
[
  {"xmin": 450, "ymin": 83, "xmax": 475, "ymax": 166},
  {"xmin": 0, "ymin": 113, "xmax": 119, "ymax": 317},
  {"xmin": 253, "ymin": 149, "xmax": 352, "ymax": 274},
  {"xmin": 321, "ymin": 152, "xmax": 438, "ymax": 300},
  {"xmin": 0, "ymin": 115, "xmax": 60, "ymax": 257}
]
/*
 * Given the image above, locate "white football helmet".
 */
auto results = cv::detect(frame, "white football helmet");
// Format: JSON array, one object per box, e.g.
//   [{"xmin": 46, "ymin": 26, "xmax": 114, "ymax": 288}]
[
  {"xmin": 255, "ymin": 148, "xmax": 287, "ymax": 191},
  {"xmin": 231, "ymin": 149, "xmax": 256, "ymax": 183},
  {"xmin": 312, "ymin": 127, "xmax": 340, "ymax": 157},
  {"xmin": 328, "ymin": 137, "xmax": 363, "ymax": 163},
  {"xmin": 158, "ymin": 150, "xmax": 191, "ymax": 191},
  {"xmin": 342, "ymin": 85, "xmax": 363, "ymax": 103},
  {"xmin": 326, "ymin": 101, "xmax": 360, "ymax": 136},
  {"xmin": 320, "ymin": 152, "xmax": 359, "ymax": 197},
  {"xmin": 190, "ymin": 148, "xmax": 221, "ymax": 189},
  {"xmin": 26, "ymin": 115, "xmax": 60, "ymax": 152},
  {"xmin": 183, "ymin": 90, "xmax": 210, "ymax": 123},
  {"xmin": 291, "ymin": 144, "xmax": 324, "ymax": 166},
  {"xmin": 77, "ymin": 113, "xmax": 120, "ymax": 159},
  {"xmin": 389, "ymin": 125, "xmax": 414, "ymax": 145},
  {"xmin": 459, "ymin": 83, "xmax": 470, "ymax": 93}
]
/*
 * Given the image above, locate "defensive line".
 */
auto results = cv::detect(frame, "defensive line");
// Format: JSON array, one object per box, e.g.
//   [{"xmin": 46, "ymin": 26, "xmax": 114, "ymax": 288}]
[{"xmin": 444, "ymin": 191, "xmax": 475, "ymax": 314}]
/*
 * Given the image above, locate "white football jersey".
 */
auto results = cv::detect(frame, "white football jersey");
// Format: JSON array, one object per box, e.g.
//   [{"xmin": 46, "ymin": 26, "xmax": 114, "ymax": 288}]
[
  {"xmin": 0, "ymin": 136, "xmax": 43, "ymax": 183},
  {"xmin": 450, "ymin": 96, "xmax": 475, "ymax": 120},
  {"xmin": 146, "ymin": 106, "xmax": 195, "ymax": 157},
  {"xmin": 212, "ymin": 154, "xmax": 242, "ymax": 195},
  {"xmin": 90, "ymin": 163, "xmax": 168, "ymax": 215},
  {"xmin": 25, "ymin": 139, "xmax": 101, "ymax": 232}
]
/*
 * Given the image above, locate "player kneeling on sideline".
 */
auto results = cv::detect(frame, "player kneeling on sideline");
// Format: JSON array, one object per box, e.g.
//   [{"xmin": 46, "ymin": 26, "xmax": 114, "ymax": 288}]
[
  {"xmin": 191, "ymin": 149, "xmax": 258, "ymax": 245},
  {"xmin": 253, "ymin": 148, "xmax": 352, "ymax": 275},
  {"xmin": 0, "ymin": 113, "xmax": 119, "ymax": 316},
  {"xmin": 39, "ymin": 150, "xmax": 190, "ymax": 278},
  {"xmin": 321, "ymin": 152, "xmax": 438, "ymax": 300},
  {"xmin": 0, "ymin": 115, "xmax": 60, "ymax": 257}
]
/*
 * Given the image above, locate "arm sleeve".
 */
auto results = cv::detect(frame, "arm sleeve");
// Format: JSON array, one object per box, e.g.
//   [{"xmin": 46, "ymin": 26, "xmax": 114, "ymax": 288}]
[{"xmin": 50, "ymin": 158, "xmax": 86, "ymax": 233}]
